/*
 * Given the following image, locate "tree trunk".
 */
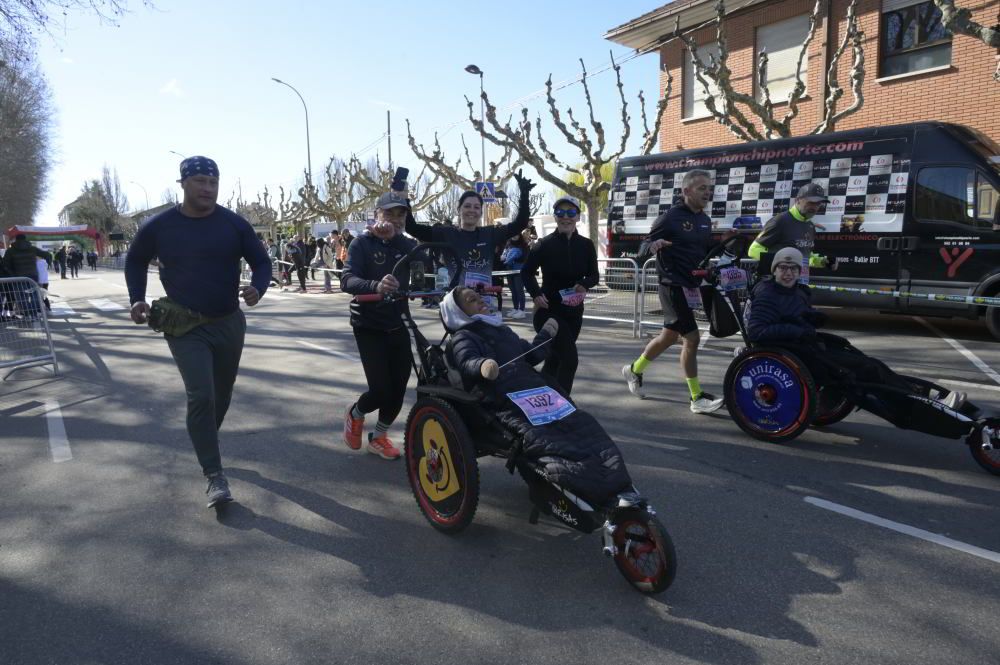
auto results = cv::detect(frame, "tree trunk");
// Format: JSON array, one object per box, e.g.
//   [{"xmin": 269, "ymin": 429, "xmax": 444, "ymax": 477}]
[{"xmin": 584, "ymin": 197, "xmax": 602, "ymax": 253}]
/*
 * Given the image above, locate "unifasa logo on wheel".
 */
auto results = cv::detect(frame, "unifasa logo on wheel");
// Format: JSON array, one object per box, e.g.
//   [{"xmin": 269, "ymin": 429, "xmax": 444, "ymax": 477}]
[{"xmin": 744, "ymin": 361, "xmax": 795, "ymax": 388}]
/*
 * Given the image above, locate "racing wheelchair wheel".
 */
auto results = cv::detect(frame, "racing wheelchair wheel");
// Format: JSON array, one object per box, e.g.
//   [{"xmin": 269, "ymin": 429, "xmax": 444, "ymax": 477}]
[
  {"xmin": 611, "ymin": 512, "xmax": 677, "ymax": 595},
  {"xmin": 969, "ymin": 422, "xmax": 1000, "ymax": 477},
  {"xmin": 404, "ymin": 397, "xmax": 480, "ymax": 533},
  {"xmin": 724, "ymin": 347, "xmax": 817, "ymax": 443},
  {"xmin": 812, "ymin": 387, "xmax": 854, "ymax": 428}
]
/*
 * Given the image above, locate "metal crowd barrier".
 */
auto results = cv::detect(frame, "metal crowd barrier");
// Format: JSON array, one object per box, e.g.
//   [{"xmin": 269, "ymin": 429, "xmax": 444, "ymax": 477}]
[
  {"xmin": 639, "ymin": 257, "xmax": 663, "ymax": 333},
  {"xmin": 582, "ymin": 258, "xmax": 641, "ymax": 337},
  {"xmin": 0, "ymin": 277, "xmax": 60, "ymax": 379}
]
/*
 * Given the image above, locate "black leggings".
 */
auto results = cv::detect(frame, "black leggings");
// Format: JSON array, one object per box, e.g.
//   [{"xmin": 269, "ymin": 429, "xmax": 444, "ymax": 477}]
[
  {"xmin": 353, "ymin": 326, "xmax": 412, "ymax": 426},
  {"xmin": 532, "ymin": 304, "xmax": 584, "ymax": 395}
]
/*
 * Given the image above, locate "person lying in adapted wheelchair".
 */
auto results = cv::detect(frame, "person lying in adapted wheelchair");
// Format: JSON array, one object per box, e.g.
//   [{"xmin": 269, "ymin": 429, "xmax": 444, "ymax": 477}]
[
  {"xmin": 727, "ymin": 246, "xmax": 1000, "ymax": 474},
  {"xmin": 440, "ymin": 286, "xmax": 634, "ymax": 503}
]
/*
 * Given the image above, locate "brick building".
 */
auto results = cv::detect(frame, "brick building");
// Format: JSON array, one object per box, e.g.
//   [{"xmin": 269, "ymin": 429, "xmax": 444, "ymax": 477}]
[{"xmin": 605, "ymin": 0, "xmax": 1000, "ymax": 152}]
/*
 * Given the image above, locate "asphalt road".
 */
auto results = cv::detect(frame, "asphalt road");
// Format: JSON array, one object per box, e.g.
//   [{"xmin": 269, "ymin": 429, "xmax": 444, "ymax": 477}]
[{"xmin": 2, "ymin": 269, "xmax": 999, "ymax": 665}]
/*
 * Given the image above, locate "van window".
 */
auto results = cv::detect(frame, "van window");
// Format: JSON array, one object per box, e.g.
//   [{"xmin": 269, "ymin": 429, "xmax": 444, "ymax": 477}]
[
  {"xmin": 916, "ymin": 167, "xmax": 973, "ymax": 226},
  {"xmin": 977, "ymin": 173, "xmax": 999, "ymax": 225}
]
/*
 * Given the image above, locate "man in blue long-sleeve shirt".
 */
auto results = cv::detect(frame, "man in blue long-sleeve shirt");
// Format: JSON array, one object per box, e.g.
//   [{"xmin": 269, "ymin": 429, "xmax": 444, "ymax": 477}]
[{"xmin": 125, "ymin": 156, "xmax": 271, "ymax": 508}]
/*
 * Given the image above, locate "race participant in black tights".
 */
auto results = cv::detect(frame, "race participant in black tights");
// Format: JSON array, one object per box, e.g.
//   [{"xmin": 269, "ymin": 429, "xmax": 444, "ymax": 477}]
[
  {"xmin": 520, "ymin": 196, "xmax": 598, "ymax": 395},
  {"xmin": 340, "ymin": 191, "xmax": 417, "ymax": 460}
]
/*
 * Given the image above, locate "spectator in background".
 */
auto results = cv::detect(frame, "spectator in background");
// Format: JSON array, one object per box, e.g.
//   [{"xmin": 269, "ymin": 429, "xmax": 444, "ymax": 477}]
[
  {"xmin": 284, "ymin": 236, "xmax": 307, "ymax": 292},
  {"xmin": 87, "ymin": 250, "xmax": 99, "ymax": 270},
  {"xmin": 3, "ymin": 234, "xmax": 50, "ymax": 283},
  {"xmin": 35, "ymin": 256, "xmax": 51, "ymax": 311},
  {"xmin": 315, "ymin": 236, "xmax": 336, "ymax": 293},
  {"xmin": 55, "ymin": 245, "xmax": 67, "ymax": 279},
  {"xmin": 306, "ymin": 236, "xmax": 318, "ymax": 280},
  {"xmin": 67, "ymin": 246, "xmax": 83, "ymax": 278},
  {"xmin": 501, "ymin": 230, "xmax": 530, "ymax": 319}
]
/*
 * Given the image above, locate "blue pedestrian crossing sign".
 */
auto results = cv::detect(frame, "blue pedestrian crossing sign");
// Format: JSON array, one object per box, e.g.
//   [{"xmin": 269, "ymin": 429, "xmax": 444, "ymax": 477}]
[{"xmin": 475, "ymin": 181, "xmax": 496, "ymax": 203}]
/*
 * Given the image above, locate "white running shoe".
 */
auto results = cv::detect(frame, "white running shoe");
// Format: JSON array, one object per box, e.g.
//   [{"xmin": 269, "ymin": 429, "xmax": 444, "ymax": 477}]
[
  {"xmin": 942, "ymin": 391, "xmax": 967, "ymax": 411},
  {"xmin": 621, "ymin": 364, "xmax": 646, "ymax": 399},
  {"xmin": 690, "ymin": 392, "xmax": 724, "ymax": 414},
  {"xmin": 512, "ymin": 309, "xmax": 526, "ymax": 319}
]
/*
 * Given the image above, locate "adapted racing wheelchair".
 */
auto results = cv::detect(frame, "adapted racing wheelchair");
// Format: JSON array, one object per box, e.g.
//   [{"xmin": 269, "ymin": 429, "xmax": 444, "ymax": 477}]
[
  {"xmin": 693, "ymin": 240, "xmax": 1000, "ymax": 476},
  {"xmin": 356, "ymin": 243, "xmax": 677, "ymax": 594}
]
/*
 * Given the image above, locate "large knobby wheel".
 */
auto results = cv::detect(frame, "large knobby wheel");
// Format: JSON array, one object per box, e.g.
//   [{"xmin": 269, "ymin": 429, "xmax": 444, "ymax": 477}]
[
  {"xmin": 404, "ymin": 397, "xmax": 480, "ymax": 533},
  {"xmin": 812, "ymin": 387, "xmax": 854, "ymax": 428},
  {"xmin": 612, "ymin": 512, "xmax": 677, "ymax": 595},
  {"xmin": 724, "ymin": 348, "xmax": 817, "ymax": 443}
]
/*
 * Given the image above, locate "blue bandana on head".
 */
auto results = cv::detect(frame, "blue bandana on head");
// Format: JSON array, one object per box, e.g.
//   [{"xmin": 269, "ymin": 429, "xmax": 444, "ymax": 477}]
[{"xmin": 179, "ymin": 156, "xmax": 220, "ymax": 180}]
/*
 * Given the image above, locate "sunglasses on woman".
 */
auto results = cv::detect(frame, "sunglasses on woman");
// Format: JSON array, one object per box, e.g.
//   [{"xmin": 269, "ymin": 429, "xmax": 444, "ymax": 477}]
[{"xmin": 554, "ymin": 209, "xmax": 579, "ymax": 219}]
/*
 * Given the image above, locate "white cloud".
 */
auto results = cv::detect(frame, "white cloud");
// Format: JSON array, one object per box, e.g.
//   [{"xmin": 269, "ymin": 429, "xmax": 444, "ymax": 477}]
[
  {"xmin": 159, "ymin": 79, "xmax": 184, "ymax": 97},
  {"xmin": 60, "ymin": 57, "xmax": 74, "ymax": 64}
]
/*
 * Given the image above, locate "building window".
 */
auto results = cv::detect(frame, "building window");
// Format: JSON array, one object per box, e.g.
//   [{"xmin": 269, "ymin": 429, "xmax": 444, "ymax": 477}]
[
  {"xmin": 683, "ymin": 41, "xmax": 721, "ymax": 120},
  {"xmin": 756, "ymin": 14, "xmax": 812, "ymax": 103},
  {"xmin": 881, "ymin": 0, "xmax": 951, "ymax": 77}
]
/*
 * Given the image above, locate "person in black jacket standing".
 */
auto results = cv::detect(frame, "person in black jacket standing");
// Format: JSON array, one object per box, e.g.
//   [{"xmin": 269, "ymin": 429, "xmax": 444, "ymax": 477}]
[
  {"xmin": 405, "ymin": 171, "xmax": 535, "ymax": 302},
  {"xmin": 341, "ymin": 191, "xmax": 417, "ymax": 460},
  {"xmin": 621, "ymin": 169, "xmax": 723, "ymax": 414},
  {"xmin": 521, "ymin": 197, "xmax": 599, "ymax": 395}
]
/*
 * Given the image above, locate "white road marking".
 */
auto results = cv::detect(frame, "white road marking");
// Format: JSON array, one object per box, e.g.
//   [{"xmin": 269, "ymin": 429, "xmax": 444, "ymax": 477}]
[
  {"xmin": 296, "ymin": 340, "xmax": 359, "ymax": 362},
  {"xmin": 934, "ymin": 378, "xmax": 1000, "ymax": 394},
  {"xmin": 264, "ymin": 294, "xmax": 291, "ymax": 301},
  {"xmin": 44, "ymin": 399, "xmax": 72, "ymax": 463},
  {"xmin": 99, "ymin": 278, "xmax": 128, "ymax": 290},
  {"xmin": 49, "ymin": 301, "xmax": 76, "ymax": 316},
  {"xmin": 914, "ymin": 317, "xmax": 1000, "ymax": 387},
  {"xmin": 805, "ymin": 496, "xmax": 1000, "ymax": 565},
  {"xmin": 88, "ymin": 298, "xmax": 126, "ymax": 311}
]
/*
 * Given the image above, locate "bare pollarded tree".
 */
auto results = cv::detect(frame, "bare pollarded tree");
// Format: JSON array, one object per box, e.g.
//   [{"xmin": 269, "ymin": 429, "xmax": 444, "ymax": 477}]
[
  {"xmin": 298, "ymin": 156, "xmax": 369, "ymax": 231},
  {"xmin": 0, "ymin": 43, "xmax": 51, "ymax": 228},
  {"xmin": 1, "ymin": 0, "xmax": 151, "ymax": 55},
  {"xmin": 466, "ymin": 53, "xmax": 671, "ymax": 247},
  {"xmin": 343, "ymin": 154, "xmax": 447, "ymax": 214},
  {"xmin": 932, "ymin": 0, "xmax": 1000, "ymax": 80},
  {"xmin": 406, "ymin": 121, "xmax": 525, "ymax": 192},
  {"xmin": 679, "ymin": 0, "xmax": 865, "ymax": 140}
]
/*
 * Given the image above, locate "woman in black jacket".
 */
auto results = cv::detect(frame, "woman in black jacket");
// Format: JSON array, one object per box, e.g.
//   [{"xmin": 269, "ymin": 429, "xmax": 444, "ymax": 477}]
[
  {"xmin": 340, "ymin": 192, "xmax": 417, "ymax": 460},
  {"xmin": 443, "ymin": 286, "xmax": 632, "ymax": 502},
  {"xmin": 405, "ymin": 171, "xmax": 535, "ymax": 300},
  {"xmin": 520, "ymin": 197, "xmax": 599, "ymax": 395}
]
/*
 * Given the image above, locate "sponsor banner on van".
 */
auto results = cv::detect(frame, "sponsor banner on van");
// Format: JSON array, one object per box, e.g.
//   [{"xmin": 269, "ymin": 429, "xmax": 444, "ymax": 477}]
[{"xmin": 609, "ymin": 139, "xmax": 909, "ymax": 236}]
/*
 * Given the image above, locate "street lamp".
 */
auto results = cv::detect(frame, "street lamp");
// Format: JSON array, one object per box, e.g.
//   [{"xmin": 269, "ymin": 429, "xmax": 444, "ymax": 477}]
[
  {"xmin": 271, "ymin": 77, "xmax": 313, "ymax": 183},
  {"xmin": 129, "ymin": 181, "xmax": 150, "ymax": 210},
  {"xmin": 168, "ymin": 150, "xmax": 187, "ymax": 160},
  {"xmin": 465, "ymin": 64, "xmax": 486, "ymax": 182}
]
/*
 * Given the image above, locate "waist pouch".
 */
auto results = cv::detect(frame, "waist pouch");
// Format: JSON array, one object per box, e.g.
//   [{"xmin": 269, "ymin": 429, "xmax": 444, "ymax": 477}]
[{"xmin": 148, "ymin": 297, "xmax": 220, "ymax": 337}]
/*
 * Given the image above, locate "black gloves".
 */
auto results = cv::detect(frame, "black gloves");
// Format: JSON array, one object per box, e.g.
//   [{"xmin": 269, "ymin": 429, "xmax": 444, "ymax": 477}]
[{"xmin": 514, "ymin": 169, "xmax": 536, "ymax": 195}]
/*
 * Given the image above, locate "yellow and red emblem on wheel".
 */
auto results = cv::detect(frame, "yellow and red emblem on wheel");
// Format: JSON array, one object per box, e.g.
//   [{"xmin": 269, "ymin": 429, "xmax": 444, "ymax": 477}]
[{"xmin": 418, "ymin": 418, "xmax": 460, "ymax": 501}]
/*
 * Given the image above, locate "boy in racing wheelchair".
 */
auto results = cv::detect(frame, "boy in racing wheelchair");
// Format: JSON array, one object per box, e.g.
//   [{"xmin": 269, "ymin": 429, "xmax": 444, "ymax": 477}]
[
  {"xmin": 746, "ymin": 247, "xmax": 969, "ymax": 431},
  {"xmin": 440, "ymin": 286, "xmax": 634, "ymax": 503}
]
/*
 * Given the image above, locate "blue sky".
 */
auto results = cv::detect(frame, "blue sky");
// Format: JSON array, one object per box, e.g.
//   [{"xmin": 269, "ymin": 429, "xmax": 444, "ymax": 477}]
[{"xmin": 35, "ymin": 0, "xmax": 661, "ymax": 223}]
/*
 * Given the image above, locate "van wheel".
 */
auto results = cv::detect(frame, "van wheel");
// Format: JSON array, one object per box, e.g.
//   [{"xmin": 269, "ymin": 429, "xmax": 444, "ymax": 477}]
[{"xmin": 986, "ymin": 305, "xmax": 1000, "ymax": 341}]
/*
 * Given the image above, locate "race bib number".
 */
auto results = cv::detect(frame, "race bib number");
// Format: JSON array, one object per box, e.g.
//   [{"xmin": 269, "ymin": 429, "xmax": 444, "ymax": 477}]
[
  {"xmin": 719, "ymin": 267, "xmax": 748, "ymax": 293},
  {"xmin": 682, "ymin": 287, "xmax": 703, "ymax": 309},
  {"xmin": 559, "ymin": 287, "xmax": 584, "ymax": 307},
  {"xmin": 506, "ymin": 387, "xmax": 576, "ymax": 426}
]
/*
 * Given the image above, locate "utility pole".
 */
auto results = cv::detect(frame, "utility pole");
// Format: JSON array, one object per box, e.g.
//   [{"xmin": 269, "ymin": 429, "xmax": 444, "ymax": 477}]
[{"xmin": 387, "ymin": 110, "xmax": 392, "ymax": 168}]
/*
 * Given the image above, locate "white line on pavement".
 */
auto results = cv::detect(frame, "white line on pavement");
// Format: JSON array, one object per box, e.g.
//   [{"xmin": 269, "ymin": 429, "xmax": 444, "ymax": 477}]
[
  {"xmin": 296, "ymin": 340, "xmax": 359, "ymax": 362},
  {"xmin": 49, "ymin": 302, "xmax": 76, "ymax": 316},
  {"xmin": 99, "ymin": 278, "xmax": 128, "ymax": 290},
  {"xmin": 88, "ymin": 298, "xmax": 126, "ymax": 311},
  {"xmin": 805, "ymin": 496, "xmax": 1000, "ymax": 565},
  {"xmin": 44, "ymin": 399, "xmax": 72, "ymax": 463},
  {"xmin": 264, "ymin": 294, "xmax": 291, "ymax": 301},
  {"xmin": 914, "ymin": 317, "xmax": 1000, "ymax": 387}
]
